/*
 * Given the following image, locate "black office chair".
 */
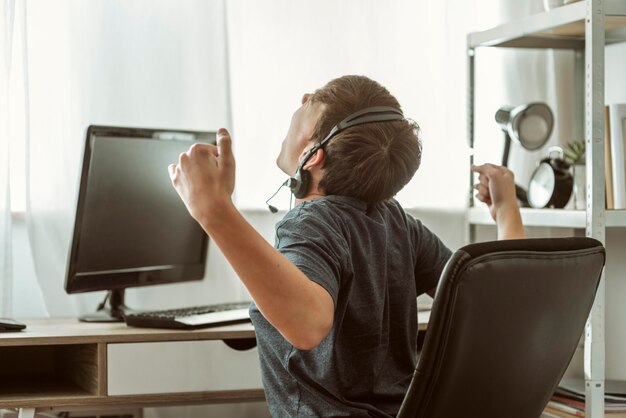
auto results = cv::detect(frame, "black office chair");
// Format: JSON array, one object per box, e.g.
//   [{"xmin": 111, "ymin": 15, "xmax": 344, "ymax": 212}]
[{"xmin": 397, "ymin": 237, "xmax": 605, "ymax": 418}]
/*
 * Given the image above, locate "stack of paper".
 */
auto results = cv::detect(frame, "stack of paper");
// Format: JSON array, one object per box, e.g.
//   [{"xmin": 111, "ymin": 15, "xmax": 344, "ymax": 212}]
[{"xmin": 544, "ymin": 378, "xmax": 626, "ymax": 417}]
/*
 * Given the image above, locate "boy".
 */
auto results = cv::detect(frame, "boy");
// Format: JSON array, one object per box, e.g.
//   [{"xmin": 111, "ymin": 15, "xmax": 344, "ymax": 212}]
[{"xmin": 168, "ymin": 75, "xmax": 523, "ymax": 416}]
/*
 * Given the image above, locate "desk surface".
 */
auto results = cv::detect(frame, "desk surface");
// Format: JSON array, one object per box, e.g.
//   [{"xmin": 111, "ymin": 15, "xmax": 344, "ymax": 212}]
[
  {"xmin": 0, "ymin": 317, "xmax": 256, "ymax": 346},
  {"xmin": 1, "ymin": 310, "xmax": 429, "ymax": 347}
]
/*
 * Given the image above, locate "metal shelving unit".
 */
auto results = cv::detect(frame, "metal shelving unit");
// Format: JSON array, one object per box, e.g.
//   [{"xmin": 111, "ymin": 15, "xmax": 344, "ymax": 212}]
[{"xmin": 467, "ymin": 1, "xmax": 626, "ymax": 417}]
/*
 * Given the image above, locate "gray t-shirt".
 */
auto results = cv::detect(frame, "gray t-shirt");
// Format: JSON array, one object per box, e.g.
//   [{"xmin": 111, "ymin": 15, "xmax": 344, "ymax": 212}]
[{"xmin": 249, "ymin": 196, "xmax": 451, "ymax": 417}]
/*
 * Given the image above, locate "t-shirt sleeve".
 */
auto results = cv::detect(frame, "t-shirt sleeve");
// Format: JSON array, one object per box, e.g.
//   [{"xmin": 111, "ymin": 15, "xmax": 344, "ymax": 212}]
[
  {"xmin": 409, "ymin": 216, "xmax": 453, "ymax": 296},
  {"xmin": 274, "ymin": 212, "xmax": 347, "ymax": 306}
]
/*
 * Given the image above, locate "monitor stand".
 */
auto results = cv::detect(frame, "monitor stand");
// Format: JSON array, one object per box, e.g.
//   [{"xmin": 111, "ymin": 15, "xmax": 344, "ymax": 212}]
[{"xmin": 79, "ymin": 289, "xmax": 132, "ymax": 323}]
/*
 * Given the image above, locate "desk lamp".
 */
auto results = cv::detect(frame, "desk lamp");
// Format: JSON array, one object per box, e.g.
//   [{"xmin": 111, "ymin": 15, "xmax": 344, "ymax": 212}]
[
  {"xmin": 494, "ymin": 102, "xmax": 554, "ymax": 205},
  {"xmin": 495, "ymin": 102, "xmax": 553, "ymax": 166}
]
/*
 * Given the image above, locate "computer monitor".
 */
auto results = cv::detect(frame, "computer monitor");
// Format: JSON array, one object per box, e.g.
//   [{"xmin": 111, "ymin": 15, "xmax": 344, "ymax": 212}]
[{"xmin": 65, "ymin": 125, "xmax": 215, "ymax": 322}]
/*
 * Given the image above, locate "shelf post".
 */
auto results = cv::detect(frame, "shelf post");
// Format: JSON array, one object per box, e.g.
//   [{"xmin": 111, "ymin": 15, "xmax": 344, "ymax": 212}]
[
  {"xmin": 467, "ymin": 40, "xmax": 476, "ymax": 245},
  {"xmin": 574, "ymin": 50, "xmax": 584, "ymax": 144},
  {"xmin": 584, "ymin": 0, "xmax": 606, "ymax": 417}
]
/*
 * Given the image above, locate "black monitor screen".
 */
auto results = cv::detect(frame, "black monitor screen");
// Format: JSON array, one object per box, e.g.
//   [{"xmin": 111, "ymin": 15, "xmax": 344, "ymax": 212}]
[{"xmin": 65, "ymin": 126, "xmax": 214, "ymax": 293}]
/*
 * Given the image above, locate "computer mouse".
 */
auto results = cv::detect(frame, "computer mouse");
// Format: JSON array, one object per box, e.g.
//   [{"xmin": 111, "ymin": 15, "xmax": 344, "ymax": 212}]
[{"xmin": 0, "ymin": 317, "xmax": 27, "ymax": 331}]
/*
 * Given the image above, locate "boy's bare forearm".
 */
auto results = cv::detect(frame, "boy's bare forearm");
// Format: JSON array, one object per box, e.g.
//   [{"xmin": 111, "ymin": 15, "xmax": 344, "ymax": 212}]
[
  {"xmin": 198, "ymin": 200, "xmax": 333, "ymax": 350},
  {"xmin": 494, "ymin": 202, "xmax": 525, "ymax": 240}
]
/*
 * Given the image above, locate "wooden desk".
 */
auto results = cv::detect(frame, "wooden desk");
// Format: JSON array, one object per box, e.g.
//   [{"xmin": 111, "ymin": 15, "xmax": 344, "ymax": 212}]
[
  {"xmin": 0, "ymin": 318, "xmax": 263, "ymax": 417},
  {"xmin": 1, "ymin": 313, "xmax": 431, "ymax": 417}
]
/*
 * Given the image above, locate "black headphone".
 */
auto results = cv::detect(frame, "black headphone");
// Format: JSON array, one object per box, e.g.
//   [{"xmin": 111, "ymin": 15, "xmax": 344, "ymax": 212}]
[{"xmin": 286, "ymin": 106, "xmax": 405, "ymax": 198}]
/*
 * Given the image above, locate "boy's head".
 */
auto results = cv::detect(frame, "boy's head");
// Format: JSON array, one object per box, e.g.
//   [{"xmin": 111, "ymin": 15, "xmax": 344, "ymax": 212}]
[{"xmin": 310, "ymin": 75, "xmax": 422, "ymax": 203}]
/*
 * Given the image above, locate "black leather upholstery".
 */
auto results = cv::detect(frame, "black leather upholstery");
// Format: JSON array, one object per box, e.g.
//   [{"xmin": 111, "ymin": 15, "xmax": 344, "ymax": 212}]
[{"xmin": 397, "ymin": 237, "xmax": 605, "ymax": 418}]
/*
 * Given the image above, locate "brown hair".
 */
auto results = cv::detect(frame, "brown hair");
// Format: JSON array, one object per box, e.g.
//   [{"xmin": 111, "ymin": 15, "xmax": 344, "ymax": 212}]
[{"xmin": 309, "ymin": 75, "xmax": 422, "ymax": 204}]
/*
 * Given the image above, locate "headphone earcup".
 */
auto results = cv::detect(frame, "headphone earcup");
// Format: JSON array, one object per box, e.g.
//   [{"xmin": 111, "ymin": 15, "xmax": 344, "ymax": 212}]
[{"xmin": 290, "ymin": 169, "xmax": 310, "ymax": 199}]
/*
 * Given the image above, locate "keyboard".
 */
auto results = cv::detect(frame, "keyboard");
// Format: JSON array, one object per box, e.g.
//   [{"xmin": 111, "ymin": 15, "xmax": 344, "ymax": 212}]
[{"xmin": 124, "ymin": 302, "xmax": 251, "ymax": 329}]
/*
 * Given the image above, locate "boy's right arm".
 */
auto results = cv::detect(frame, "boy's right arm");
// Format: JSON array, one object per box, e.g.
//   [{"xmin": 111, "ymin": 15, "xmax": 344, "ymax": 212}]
[{"xmin": 168, "ymin": 129, "xmax": 334, "ymax": 351}]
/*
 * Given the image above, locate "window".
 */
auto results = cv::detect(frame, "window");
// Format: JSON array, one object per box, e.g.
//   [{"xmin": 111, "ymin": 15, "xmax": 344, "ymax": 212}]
[{"xmin": 8, "ymin": 3, "xmax": 26, "ymax": 213}]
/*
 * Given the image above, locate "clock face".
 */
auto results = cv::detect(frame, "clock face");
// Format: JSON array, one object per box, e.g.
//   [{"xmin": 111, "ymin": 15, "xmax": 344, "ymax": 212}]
[{"xmin": 528, "ymin": 162, "xmax": 556, "ymax": 208}]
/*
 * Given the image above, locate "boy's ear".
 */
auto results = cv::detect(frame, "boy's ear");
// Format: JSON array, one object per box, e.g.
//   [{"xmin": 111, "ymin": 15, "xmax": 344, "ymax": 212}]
[{"xmin": 302, "ymin": 148, "xmax": 326, "ymax": 171}]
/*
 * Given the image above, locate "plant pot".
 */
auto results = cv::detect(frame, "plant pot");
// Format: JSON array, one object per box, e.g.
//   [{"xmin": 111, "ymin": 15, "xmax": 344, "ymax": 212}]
[{"xmin": 544, "ymin": 0, "xmax": 565, "ymax": 10}]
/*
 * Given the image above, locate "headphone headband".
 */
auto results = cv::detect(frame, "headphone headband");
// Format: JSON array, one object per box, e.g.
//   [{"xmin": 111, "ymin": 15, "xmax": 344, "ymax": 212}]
[
  {"xmin": 336, "ymin": 106, "xmax": 404, "ymax": 129},
  {"xmin": 300, "ymin": 106, "xmax": 404, "ymax": 170},
  {"xmin": 289, "ymin": 106, "xmax": 405, "ymax": 199}
]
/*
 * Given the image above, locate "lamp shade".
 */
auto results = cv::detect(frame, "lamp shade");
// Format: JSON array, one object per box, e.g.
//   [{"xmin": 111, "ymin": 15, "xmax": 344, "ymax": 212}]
[{"xmin": 495, "ymin": 102, "xmax": 553, "ymax": 151}]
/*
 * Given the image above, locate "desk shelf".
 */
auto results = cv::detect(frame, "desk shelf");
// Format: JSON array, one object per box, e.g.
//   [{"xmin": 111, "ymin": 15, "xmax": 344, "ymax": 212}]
[
  {"xmin": 0, "ymin": 376, "xmax": 94, "ymax": 403},
  {"xmin": 0, "ymin": 343, "xmax": 101, "ymax": 404}
]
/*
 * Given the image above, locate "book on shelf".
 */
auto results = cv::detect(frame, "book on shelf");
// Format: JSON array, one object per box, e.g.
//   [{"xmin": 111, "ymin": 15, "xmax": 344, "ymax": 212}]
[
  {"xmin": 606, "ymin": 105, "xmax": 615, "ymax": 209},
  {"xmin": 545, "ymin": 378, "xmax": 626, "ymax": 417},
  {"xmin": 545, "ymin": 402, "xmax": 626, "ymax": 417},
  {"xmin": 545, "ymin": 401, "xmax": 584, "ymax": 417},
  {"xmin": 609, "ymin": 103, "xmax": 626, "ymax": 209}
]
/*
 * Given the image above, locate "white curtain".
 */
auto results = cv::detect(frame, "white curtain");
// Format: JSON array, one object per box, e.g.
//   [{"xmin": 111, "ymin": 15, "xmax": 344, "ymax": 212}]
[
  {"xmin": 0, "ymin": 0, "xmax": 15, "ymax": 317},
  {"xmin": 23, "ymin": 0, "xmax": 240, "ymax": 316}
]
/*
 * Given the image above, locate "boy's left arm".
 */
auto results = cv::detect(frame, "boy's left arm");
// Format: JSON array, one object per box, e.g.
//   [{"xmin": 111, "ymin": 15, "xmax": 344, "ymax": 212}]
[{"xmin": 471, "ymin": 163, "xmax": 525, "ymax": 240}]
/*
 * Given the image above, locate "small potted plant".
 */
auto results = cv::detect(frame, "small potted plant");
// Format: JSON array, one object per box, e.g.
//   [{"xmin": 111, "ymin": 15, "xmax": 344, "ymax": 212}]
[{"xmin": 564, "ymin": 140, "xmax": 585, "ymax": 165}]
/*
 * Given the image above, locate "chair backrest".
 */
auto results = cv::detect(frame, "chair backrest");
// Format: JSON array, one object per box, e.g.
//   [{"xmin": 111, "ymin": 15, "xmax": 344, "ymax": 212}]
[{"xmin": 397, "ymin": 237, "xmax": 605, "ymax": 418}]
